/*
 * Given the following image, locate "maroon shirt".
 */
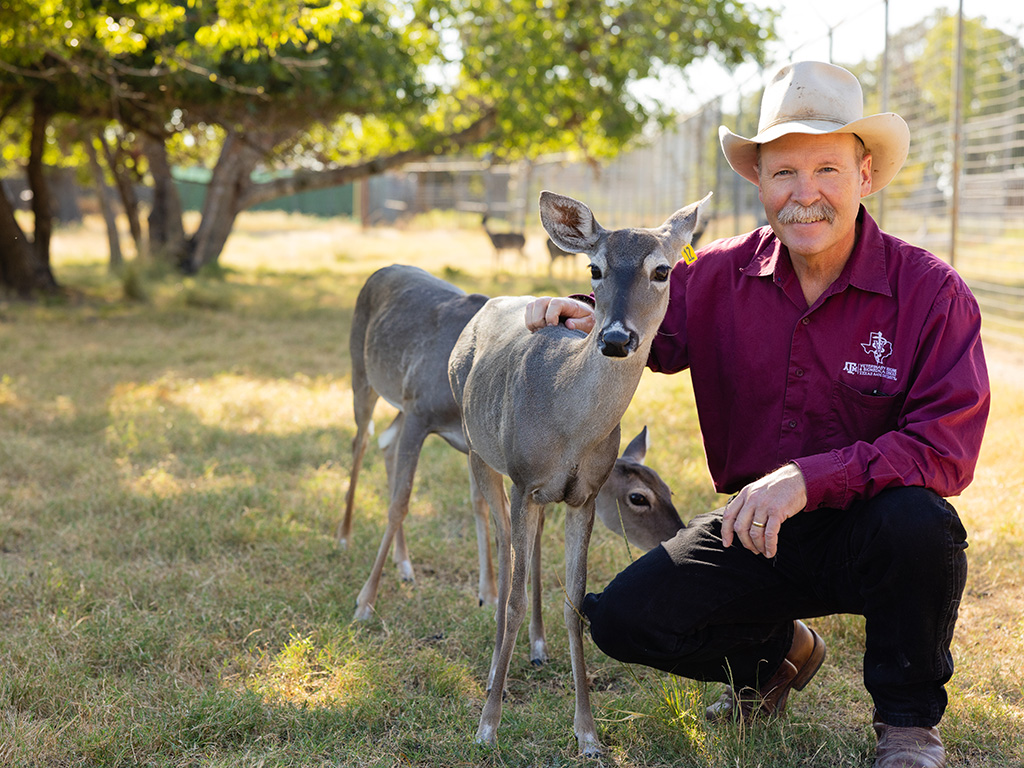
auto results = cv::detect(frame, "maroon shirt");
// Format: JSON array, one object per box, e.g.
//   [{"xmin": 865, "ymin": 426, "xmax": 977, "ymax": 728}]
[{"xmin": 649, "ymin": 207, "xmax": 990, "ymax": 511}]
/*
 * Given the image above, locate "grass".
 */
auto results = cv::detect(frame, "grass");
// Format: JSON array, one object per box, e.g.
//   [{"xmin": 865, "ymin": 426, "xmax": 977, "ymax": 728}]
[{"xmin": 1, "ymin": 211, "xmax": 1022, "ymax": 767}]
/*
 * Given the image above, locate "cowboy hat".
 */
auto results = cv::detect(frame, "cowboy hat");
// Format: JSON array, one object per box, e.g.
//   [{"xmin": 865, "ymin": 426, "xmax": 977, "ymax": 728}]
[{"xmin": 719, "ymin": 61, "xmax": 910, "ymax": 195}]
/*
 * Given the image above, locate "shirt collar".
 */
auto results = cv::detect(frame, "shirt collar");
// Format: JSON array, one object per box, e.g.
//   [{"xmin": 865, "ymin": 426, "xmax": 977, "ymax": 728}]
[{"xmin": 739, "ymin": 206, "xmax": 893, "ymax": 298}]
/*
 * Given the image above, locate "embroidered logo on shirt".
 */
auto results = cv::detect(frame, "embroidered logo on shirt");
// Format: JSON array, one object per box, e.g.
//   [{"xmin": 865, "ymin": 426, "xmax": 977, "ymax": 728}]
[
  {"xmin": 860, "ymin": 331, "xmax": 893, "ymax": 364},
  {"xmin": 843, "ymin": 331, "xmax": 897, "ymax": 381}
]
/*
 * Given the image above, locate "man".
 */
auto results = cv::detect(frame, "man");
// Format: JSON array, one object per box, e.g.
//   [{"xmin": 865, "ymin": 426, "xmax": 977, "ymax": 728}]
[{"xmin": 525, "ymin": 61, "xmax": 989, "ymax": 767}]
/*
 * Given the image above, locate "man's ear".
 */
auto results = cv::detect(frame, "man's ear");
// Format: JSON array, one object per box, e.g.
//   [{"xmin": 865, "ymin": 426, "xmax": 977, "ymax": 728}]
[{"xmin": 860, "ymin": 154, "xmax": 874, "ymax": 197}]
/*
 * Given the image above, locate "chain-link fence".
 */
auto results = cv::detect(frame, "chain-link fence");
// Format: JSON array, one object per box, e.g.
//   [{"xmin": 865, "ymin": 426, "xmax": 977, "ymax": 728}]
[{"xmin": 524, "ymin": 1, "xmax": 1024, "ymax": 347}]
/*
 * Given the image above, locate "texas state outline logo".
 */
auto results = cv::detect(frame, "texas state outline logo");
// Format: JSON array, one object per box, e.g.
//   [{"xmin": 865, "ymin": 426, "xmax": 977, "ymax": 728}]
[
  {"xmin": 860, "ymin": 331, "xmax": 893, "ymax": 365},
  {"xmin": 842, "ymin": 331, "xmax": 898, "ymax": 382}
]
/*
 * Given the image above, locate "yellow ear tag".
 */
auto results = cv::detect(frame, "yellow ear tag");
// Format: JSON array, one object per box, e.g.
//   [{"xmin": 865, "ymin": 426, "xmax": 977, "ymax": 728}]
[{"xmin": 681, "ymin": 243, "xmax": 698, "ymax": 265}]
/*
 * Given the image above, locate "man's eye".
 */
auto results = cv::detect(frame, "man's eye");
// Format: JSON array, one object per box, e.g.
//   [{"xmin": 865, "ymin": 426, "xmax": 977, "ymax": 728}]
[
  {"xmin": 653, "ymin": 264, "xmax": 671, "ymax": 282},
  {"xmin": 590, "ymin": 265, "xmax": 602, "ymax": 279}
]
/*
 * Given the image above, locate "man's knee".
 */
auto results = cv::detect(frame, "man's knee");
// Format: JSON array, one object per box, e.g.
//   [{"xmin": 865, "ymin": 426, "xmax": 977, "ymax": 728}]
[
  {"xmin": 582, "ymin": 546, "xmax": 679, "ymax": 664},
  {"xmin": 856, "ymin": 487, "xmax": 968, "ymax": 573},
  {"xmin": 583, "ymin": 590, "xmax": 630, "ymax": 660}
]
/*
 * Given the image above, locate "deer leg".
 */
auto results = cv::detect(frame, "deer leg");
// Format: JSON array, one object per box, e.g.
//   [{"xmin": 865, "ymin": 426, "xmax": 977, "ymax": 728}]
[
  {"xmin": 528, "ymin": 506, "xmax": 548, "ymax": 666},
  {"xmin": 353, "ymin": 412, "xmax": 428, "ymax": 621},
  {"xmin": 467, "ymin": 457, "xmax": 498, "ymax": 608},
  {"xmin": 336, "ymin": 382, "xmax": 379, "ymax": 549},
  {"xmin": 476, "ymin": 484, "xmax": 541, "ymax": 748},
  {"xmin": 469, "ymin": 452, "xmax": 511, "ymax": 691},
  {"xmin": 564, "ymin": 502, "xmax": 601, "ymax": 756},
  {"xmin": 380, "ymin": 413, "xmax": 414, "ymax": 581}
]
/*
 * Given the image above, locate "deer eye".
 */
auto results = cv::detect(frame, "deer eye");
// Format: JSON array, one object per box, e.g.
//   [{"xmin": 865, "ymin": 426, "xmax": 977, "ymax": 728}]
[
  {"xmin": 653, "ymin": 264, "xmax": 671, "ymax": 282},
  {"xmin": 589, "ymin": 265, "xmax": 602, "ymax": 279},
  {"xmin": 628, "ymin": 492, "xmax": 650, "ymax": 507}
]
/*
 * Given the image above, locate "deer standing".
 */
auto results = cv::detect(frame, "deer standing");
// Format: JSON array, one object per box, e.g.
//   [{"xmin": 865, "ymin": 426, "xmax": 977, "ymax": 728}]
[
  {"xmin": 546, "ymin": 236, "xmax": 576, "ymax": 276},
  {"xmin": 482, "ymin": 214, "xmax": 526, "ymax": 267},
  {"xmin": 449, "ymin": 190, "xmax": 710, "ymax": 755},
  {"xmin": 345, "ymin": 265, "xmax": 683, "ymax": 624}
]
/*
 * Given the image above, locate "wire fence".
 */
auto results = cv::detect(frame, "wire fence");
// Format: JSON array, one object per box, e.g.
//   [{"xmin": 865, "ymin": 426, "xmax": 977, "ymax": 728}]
[{"xmin": 520, "ymin": 0, "xmax": 1024, "ymax": 348}]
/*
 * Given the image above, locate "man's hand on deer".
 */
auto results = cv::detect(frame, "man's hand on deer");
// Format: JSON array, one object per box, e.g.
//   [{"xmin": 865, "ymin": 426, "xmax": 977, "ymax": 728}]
[{"xmin": 524, "ymin": 297, "xmax": 596, "ymax": 333}]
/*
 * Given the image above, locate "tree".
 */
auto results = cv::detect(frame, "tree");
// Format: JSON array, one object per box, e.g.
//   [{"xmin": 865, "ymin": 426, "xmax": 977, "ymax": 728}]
[
  {"xmin": 1, "ymin": 0, "xmax": 775, "ymax": 290},
  {"xmin": 1, "ymin": 0, "xmax": 182, "ymax": 293}
]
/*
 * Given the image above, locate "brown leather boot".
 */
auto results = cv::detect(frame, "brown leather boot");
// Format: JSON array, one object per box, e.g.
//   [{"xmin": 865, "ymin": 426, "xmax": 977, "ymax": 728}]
[
  {"xmin": 873, "ymin": 719, "xmax": 946, "ymax": 767},
  {"xmin": 705, "ymin": 620, "xmax": 826, "ymax": 722}
]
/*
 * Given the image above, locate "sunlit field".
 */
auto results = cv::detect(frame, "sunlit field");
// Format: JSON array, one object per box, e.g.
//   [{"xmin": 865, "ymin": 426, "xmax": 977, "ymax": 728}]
[{"xmin": 1, "ymin": 212, "xmax": 1021, "ymax": 767}]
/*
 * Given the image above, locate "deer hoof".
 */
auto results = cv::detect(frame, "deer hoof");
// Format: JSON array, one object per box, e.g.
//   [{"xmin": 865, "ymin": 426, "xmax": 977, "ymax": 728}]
[
  {"xmin": 530, "ymin": 639, "xmax": 548, "ymax": 666},
  {"xmin": 475, "ymin": 724, "xmax": 498, "ymax": 747},
  {"xmin": 397, "ymin": 560, "xmax": 414, "ymax": 582},
  {"xmin": 577, "ymin": 733, "xmax": 603, "ymax": 758}
]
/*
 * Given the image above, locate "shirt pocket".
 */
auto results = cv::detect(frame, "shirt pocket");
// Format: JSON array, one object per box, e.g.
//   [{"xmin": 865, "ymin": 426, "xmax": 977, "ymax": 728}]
[{"xmin": 824, "ymin": 379, "xmax": 904, "ymax": 449}]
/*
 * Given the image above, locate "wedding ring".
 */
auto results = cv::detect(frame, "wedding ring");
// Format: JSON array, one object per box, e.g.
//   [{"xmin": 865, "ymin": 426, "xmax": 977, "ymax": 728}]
[{"xmin": 751, "ymin": 520, "xmax": 766, "ymax": 528}]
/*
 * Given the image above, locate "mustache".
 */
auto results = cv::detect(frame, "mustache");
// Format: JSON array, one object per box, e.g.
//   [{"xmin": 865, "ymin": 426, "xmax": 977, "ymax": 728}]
[{"xmin": 776, "ymin": 201, "xmax": 837, "ymax": 224}]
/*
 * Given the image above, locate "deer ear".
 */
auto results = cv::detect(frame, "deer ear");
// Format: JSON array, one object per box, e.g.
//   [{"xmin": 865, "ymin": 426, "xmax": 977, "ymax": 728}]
[
  {"xmin": 659, "ymin": 191, "xmax": 713, "ymax": 259},
  {"xmin": 621, "ymin": 426, "xmax": 649, "ymax": 464},
  {"xmin": 539, "ymin": 190, "xmax": 604, "ymax": 253}
]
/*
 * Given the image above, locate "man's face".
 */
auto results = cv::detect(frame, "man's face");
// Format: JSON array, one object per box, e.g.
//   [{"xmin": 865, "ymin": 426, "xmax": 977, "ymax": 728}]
[{"xmin": 756, "ymin": 132, "xmax": 872, "ymax": 263}]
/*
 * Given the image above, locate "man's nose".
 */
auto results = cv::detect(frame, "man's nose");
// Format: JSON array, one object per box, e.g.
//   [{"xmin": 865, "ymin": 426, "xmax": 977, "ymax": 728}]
[{"xmin": 791, "ymin": 172, "xmax": 821, "ymax": 205}]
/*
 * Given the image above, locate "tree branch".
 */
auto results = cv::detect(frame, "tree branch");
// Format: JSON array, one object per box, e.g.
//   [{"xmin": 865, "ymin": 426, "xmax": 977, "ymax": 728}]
[{"xmin": 238, "ymin": 110, "xmax": 498, "ymax": 210}]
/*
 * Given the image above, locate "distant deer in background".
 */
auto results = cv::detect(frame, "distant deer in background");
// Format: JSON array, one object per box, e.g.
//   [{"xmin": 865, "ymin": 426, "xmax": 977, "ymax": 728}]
[
  {"xmin": 449, "ymin": 189, "xmax": 710, "ymax": 755},
  {"xmin": 481, "ymin": 214, "xmax": 526, "ymax": 266},
  {"xmin": 344, "ymin": 265, "xmax": 683, "ymax": 624},
  {"xmin": 546, "ymin": 236, "xmax": 576, "ymax": 276}
]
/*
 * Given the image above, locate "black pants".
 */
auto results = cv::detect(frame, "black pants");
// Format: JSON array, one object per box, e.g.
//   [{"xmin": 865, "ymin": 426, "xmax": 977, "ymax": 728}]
[{"xmin": 582, "ymin": 487, "xmax": 968, "ymax": 728}]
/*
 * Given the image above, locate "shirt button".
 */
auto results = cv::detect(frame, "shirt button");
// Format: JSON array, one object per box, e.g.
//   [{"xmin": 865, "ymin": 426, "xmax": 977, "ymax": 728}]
[
  {"xmin": 801, "ymin": 317, "xmax": 810, "ymax": 325},
  {"xmin": 788, "ymin": 420, "xmax": 797, "ymax": 428},
  {"xmin": 796, "ymin": 369, "xmax": 805, "ymax": 377}
]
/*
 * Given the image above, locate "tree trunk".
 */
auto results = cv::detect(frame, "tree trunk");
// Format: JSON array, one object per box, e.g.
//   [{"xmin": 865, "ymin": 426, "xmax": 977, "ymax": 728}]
[
  {"xmin": 85, "ymin": 135, "xmax": 124, "ymax": 270},
  {"xmin": 0, "ymin": 185, "xmax": 36, "ymax": 296},
  {"xmin": 142, "ymin": 132, "xmax": 187, "ymax": 268},
  {"xmin": 103, "ymin": 132, "xmax": 146, "ymax": 259},
  {"xmin": 187, "ymin": 131, "xmax": 260, "ymax": 272},
  {"xmin": 26, "ymin": 99, "xmax": 58, "ymax": 290}
]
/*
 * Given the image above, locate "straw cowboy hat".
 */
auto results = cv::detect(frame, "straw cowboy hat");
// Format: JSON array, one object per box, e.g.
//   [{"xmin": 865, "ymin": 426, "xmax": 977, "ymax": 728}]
[{"xmin": 719, "ymin": 61, "xmax": 910, "ymax": 195}]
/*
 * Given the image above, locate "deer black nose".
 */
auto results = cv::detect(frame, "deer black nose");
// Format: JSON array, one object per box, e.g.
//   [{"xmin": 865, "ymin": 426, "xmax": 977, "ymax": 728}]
[{"xmin": 598, "ymin": 326, "xmax": 635, "ymax": 357}]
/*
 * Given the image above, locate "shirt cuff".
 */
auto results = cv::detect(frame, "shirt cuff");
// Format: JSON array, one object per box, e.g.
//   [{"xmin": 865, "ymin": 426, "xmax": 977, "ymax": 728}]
[
  {"xmin": 793, "ymin": 452, "xmax": 848, "ymax": 511},
  {"xmin": 568, "ymin": 293, "xmax": 595, "ymax": 308}
]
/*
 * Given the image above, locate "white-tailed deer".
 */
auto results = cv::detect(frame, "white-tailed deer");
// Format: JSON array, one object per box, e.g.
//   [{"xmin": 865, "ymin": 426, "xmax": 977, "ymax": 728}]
[
  {"xmin": 341, "ymin": 264, "xmax": 493, "ymax": 614},
  {"xmin": 345, "ymin": 265, "xmax": 683, "ymax": 623},
  {"xmin": 482, "ymin": 214, "xmax": 526, "ymax": 266},
  {"xmin": 449, "ymin": 190, "xmax": 710, "ymax": 755}
]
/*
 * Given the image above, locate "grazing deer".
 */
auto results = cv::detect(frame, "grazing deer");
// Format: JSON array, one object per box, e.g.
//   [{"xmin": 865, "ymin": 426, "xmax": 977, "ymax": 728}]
[
  {"xmin": 345, "ymin": 265, "xmax": 683, "ymax": 624},
  {"xmin": 482, "ymin": 214, "xmax": 526, "ymax": 266},
  {"xmin": 449, "ymin": 190, "xmax": 710, "ymax": 755},
  {"xmin": 546, "ymin": 236, "xmax": 576, "ymax": 276}
]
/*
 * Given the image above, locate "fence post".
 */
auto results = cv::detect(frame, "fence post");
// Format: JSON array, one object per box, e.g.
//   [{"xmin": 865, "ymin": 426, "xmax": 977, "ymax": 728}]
[
  {"xmin": 949, "ymin": 0, "xmax": 965, "ymax": 269},
  {"xmin": 732, "ymin": 97, "xmax": 744, "ymax": 235},
  {"xmin": 878, "ymin": 0, "xmax": 890, "ymax": 230}
]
